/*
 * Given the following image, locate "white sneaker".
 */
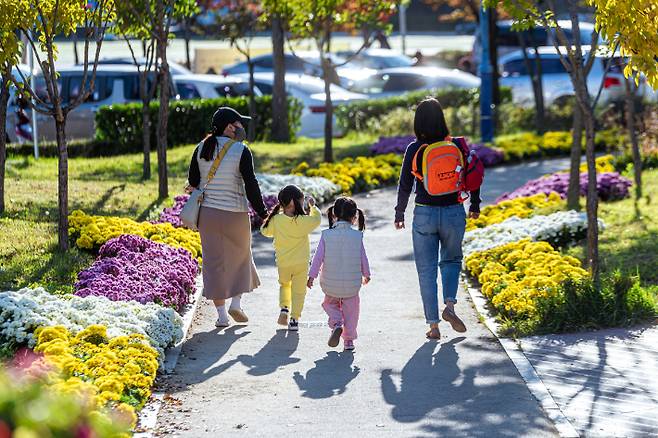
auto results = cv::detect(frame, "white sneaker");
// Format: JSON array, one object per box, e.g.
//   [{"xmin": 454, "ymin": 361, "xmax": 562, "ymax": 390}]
[{"xmin": 215, "ymin": 318, "xmax": 230, "ymax": 328}]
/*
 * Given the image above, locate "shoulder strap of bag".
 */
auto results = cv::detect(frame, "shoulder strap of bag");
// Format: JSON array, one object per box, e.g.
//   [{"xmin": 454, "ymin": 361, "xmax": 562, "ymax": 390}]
[
  {"xmin": 202, "ymin": 139, "xmax": 236, "ymax": 191},
  {"xmin": 411, "ymin": 144, "xmax": 427, "ymax": 181}
]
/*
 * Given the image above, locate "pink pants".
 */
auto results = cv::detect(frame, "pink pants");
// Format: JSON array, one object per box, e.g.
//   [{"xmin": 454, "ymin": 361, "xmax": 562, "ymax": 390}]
[{"xmin": 322, "ymin": 294, "xmax": 360, "ymax": 341}]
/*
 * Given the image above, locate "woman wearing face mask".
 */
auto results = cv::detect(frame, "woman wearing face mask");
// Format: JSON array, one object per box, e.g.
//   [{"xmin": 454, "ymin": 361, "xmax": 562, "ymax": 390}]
[{"xmin": 187, "ymin": 107, "xmax": 269, "ymax": 328}]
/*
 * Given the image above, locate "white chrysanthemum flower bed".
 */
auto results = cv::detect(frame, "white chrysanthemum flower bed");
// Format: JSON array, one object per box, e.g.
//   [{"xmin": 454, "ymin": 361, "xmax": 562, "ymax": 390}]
[
  {"xmin": 463, "ymin": 210, "xmax": 592, "ymax": 257},
  {"xmin": 0, "ymin": 287, "xmax": 183, "ymax": 361},
  {"xmin": 257, "ymin": 174, "xmax": 341, "ymax": 204}
]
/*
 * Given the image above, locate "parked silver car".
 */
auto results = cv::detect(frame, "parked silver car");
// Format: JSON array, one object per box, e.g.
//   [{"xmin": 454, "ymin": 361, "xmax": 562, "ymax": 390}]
[
  {"xmin": 499, "ymin": 46, "xmax": 654, "ymax": 107},
  {"xmin": 236, "ymin": 72, "xmax": 367, "ymax": 138},
  {"xmin": 5, "ymin": 65, "xmax": 157, "ymax": 142},
  {"xmin": 348, "ymin": 67, "xmax": 480, "ymax": 98},
  {"xmin": 172, "ymin": 74, "xmax": 260, "ymax": 99},
  {"xmin": 6, "ymin": 65, "xmax": 222, "ymax": 142}
]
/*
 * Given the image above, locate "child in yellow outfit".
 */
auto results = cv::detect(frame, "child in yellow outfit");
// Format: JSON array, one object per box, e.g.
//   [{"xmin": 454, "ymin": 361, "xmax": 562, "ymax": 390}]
[{"xmin": 261, "ymin": 185, "xmax": 322, "ymax": 331}]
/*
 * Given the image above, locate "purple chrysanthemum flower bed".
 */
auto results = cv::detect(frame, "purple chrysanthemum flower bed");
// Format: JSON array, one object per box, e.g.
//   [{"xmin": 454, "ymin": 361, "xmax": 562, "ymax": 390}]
[
  {"xmin": 155, "ymin": 194, "xmax": 278, "ymax": 230},
  {"xmin": 370, "ymin": 135, "xmax": 416, "ymax": 155},
  {"xmin": 249, "ymin": 194, "xmax": 279, "ymax": 229},
  {"xmin": 74, "ymin": 234, "xmax": 198, "ymax": 311},
  {"xmin": 469, "ymin": 143, "xmax": 505, "ymax": 167},
  {"xmin": 495, "ymin": 171, "xmax": 632, "ymax": 204},
  {"xmin": 153, "ymin": 194, "xmax": 189, "ymax": 228}
]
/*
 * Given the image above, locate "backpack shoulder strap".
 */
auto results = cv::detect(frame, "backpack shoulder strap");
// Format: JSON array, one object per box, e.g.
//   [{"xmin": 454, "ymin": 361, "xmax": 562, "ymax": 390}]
[{"xmin": 411, "ymin": 143, "xmax": 427, "ymax": 181}]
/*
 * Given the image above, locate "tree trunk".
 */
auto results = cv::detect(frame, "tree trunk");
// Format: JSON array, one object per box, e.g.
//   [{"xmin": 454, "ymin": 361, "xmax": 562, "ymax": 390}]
[
  {"xmin": 567, "ymin": 104, "xmax": 582, "ymax": 210},
  {"xmin": 519, "ymin": 35, "xmax": 545, "ymax": 134},
  {"xmin": 270, "ymin": 15, "xmax": 289, "ymax": 142},
  {"xmin": 247, "ymin": 58, "xmax": 256, "ymax": 142},
  {"xmin": 139, "ymin": 70, "xmax": 151, "ymax": 180},
  {"xmin": 624, "ymin": 78, "xmax": 642, "ymax": 200},
  {"xmin": 156, "ymin": 33, "xmax": 169, "ymax": 199},
  {"xmin": 184, "ymin": 19, "xmax": 192, "ymax": 71},
  {"xmin": 581, "ymin": 101, "xmax": 600, "ymax": 286},
  {"xmin": 55, "ymin": 116, "xmax": 69, "ymax": 251},
  {"xmin": 322, "ymin": 55, "xmax": 334, "ymax": 163},
  {"xmin": 0, "ymin": 73, "xmax": 9, "ymax": 215},
  {"xmin": 488, "ymin": 9, "xmax": 501, "ymax": 106},
  {"xmin": 73, "ymin": 34, "xmax": 79, "ymax": 65}
]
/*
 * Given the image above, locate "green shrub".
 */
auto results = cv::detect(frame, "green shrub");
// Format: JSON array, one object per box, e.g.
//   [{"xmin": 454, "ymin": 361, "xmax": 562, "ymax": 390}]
[
  {"xmin": 95, "ymin": 95, "xmax": 303, "ymax": 150},
  {"xmin": 335, "ymin": 87, "xmax": 513, "ymax": 133},
  {"xmin": 528, "ymin": 272, "xmax": 656, "ymax": 336},
  {"xmin": 364, "ymin": 107, "xmax": 415, "ymax": 136}
]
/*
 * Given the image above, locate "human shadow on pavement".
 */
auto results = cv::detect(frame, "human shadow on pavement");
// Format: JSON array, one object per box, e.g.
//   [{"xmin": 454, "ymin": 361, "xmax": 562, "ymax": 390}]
[
  {"xmin": 164, "ymin": 326, "xmax": 250, "ymax": 393},
  {"xmin": 237, "ymin": 329, "xmax": 301, "ymax": 376},
  {"xmin": 381, "ymin": 337, "xmax": 557, "ymax": 437},
  {"xmin": 293, "ymin": 351, "xmax": 361, "ymax": 399},
  {"xmin": 381, "ymin": 338, "xmax": 467, "ymax": 423}
]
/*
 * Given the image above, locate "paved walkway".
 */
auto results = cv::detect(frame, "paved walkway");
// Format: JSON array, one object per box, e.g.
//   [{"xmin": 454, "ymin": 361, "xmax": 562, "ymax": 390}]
[
  {"xmin": 520, "ymin": 327, "xmax": 658, "ymax": 437},
  {"xmin": 155, "ymin": 158, "xmax": 576, "ymax": 437}
]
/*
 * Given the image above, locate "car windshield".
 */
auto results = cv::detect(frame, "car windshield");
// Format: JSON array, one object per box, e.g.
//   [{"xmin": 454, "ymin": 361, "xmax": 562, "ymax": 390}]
[
  {"xmin": 350, "ymin": 55, "xmax": 413, "ymax": 69},
  {"xmin": 351, "ymin": 73, "xmax": 428, "ymax": 94},
  {"xmin": 289, "ymin": 79, "xmax": 345, "ymax": 95}
]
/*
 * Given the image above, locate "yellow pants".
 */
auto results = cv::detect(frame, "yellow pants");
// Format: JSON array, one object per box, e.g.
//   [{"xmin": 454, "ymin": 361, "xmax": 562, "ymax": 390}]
[{"xmin": 278, "ymin": 263, "xmax": 308, "ymax": 320}]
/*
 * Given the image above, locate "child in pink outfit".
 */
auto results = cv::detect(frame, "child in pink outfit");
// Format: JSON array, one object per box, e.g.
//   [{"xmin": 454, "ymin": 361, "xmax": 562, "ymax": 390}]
[{"xmin": 307, "ymin": 197, "xmax": 371, "ymax": 351}]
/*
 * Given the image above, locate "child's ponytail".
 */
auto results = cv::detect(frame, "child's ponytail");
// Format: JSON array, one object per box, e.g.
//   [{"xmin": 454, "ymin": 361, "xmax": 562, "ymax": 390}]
[
  {"xmin": 262, "ymin": 203, "xmax": 280, "ymax": 229},
  {"xmin": 326, "ymin": 206, "xmax": 335, "ymax": 229},
  {"xmin": 356, "ymin": 208, "xmax": 366, "ymax": 231}
]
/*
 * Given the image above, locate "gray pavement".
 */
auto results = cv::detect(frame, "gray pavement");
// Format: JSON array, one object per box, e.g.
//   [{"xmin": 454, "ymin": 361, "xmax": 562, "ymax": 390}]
[
  {"xmin": 154, "ymin": 163, "xmax": 570, "ymax": 436},
  {"xmin": 520, "ymin": 327, "xmax": 658, "ymax": 437}
]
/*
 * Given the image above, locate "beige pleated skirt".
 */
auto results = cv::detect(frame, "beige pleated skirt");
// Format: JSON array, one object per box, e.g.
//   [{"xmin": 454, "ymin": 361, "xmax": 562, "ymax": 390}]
[{"xmin": 198, "ymin": 207, "xmax": 260, "ymax": 300}]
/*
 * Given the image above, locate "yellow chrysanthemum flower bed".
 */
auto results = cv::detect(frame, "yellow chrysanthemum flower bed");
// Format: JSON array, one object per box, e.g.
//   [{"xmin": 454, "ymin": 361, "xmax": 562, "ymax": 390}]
[
  {"xmin": 579, "ymin": 154, "xmax": 616, "ymax": 174},
  {"xmin": 466, "ymin": 192, "xmax": 563, "ymax": 231},
  {"xmin": 69, "ymin": 210, "xmax": 201, "ymax": 260},
  {"xmin": 465, "ymin": 239, "xmax": 589, "ymax": 318},
  {"xmin": 293, "ymin": 154, "xmax": 403, "ymax": 194},
  {"xmin": 32, "ymin": 325, "xmax": 160, "ymax": 429}
]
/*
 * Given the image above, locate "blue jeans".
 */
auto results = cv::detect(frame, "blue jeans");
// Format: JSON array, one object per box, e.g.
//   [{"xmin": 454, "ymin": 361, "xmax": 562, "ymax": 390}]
[{"xmin": 412, "ymin": 204, "xmax": 466, "ymax": 324}]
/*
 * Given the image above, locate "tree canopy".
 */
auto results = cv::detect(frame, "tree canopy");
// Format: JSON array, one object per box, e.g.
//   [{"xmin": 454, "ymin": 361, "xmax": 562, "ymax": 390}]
[{"xmin": 588, "ymin": 0, "xmax": 658, "ymax": 88}]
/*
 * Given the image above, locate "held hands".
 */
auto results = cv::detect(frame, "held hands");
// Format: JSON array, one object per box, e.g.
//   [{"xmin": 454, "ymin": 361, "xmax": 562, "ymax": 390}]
[
  {"xmin": 307, "ymin": 277, "xmax": 314, "ymax": 288},
  {"xmin": 468, "ymin": 211, "xmax": 480, "ymax": 219},
  {"xmin": 395, "ymin": 221, "xmax": 405, "ymax": 230}
]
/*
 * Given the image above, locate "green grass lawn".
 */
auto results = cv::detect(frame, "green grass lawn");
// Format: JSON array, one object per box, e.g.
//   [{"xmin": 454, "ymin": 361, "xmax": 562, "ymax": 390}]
[
  {"xmin": 0, "ymin": 133, "xmax": 376, "ymax": 293},
  {"xmin": 565, "ymin": 168, "xmax": 658, "ymax": 295}
]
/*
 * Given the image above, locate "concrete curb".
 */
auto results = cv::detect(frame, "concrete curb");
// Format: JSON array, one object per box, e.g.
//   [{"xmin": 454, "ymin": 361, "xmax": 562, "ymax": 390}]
[
  {"xmin": 135, "ymin": 275, "xmax": 204, "ymax": 438},
  {"xmin": 464, "ymin": 280, "xmax": 580, "ymax": 438}
]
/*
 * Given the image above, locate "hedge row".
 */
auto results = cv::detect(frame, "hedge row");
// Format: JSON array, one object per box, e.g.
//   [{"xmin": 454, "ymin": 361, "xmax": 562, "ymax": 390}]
[
  {"xmin": 95, "ymin": 95, "xmax": 303, "ymax": 151},
  {"xmin": 335, "ymin": 86, "xmax": 513, "ymax": 133}
]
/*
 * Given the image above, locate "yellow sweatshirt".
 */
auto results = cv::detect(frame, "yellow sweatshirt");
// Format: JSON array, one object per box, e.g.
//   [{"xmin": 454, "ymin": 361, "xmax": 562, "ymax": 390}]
[{"xmin": 261, "ymin": 206, "xmax": 322, "ymax": 268}]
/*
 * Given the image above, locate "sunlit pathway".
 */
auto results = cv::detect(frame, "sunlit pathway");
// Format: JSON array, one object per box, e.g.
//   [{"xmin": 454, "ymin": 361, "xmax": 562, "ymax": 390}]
[{"xmin": 154, "ymin": 159, "xmax": 572, "ymax": 437}]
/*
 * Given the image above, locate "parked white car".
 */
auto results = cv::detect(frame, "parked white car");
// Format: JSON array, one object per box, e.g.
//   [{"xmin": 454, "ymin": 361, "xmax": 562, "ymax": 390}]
[
  {"xmin": 499, "ymin": 46, "xmax": 654, "ymax": 106},
  {"xmin": 236, "ymin": 72, "xmax": 367, "ymax": 138},
  {"xmin": 348, "ymin": 67, "xmax": 481, "ymax": 98},
  {"xmin": 172, "ymin": 74, "xmax": 261, "ymax": 99}
]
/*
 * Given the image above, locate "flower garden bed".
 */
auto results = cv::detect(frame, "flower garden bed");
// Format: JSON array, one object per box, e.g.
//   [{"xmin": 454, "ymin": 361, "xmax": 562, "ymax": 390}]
[
  {"xmin": 495, "ymin": 156, "xmax": 632, "ymax": 203},
  {"xmin": 461, "ymin": 159, "xmax": 655, "ymax": 336},
  {"xmin": 293, "ymin": 154, "xmax": 403, "ymax": 194}
]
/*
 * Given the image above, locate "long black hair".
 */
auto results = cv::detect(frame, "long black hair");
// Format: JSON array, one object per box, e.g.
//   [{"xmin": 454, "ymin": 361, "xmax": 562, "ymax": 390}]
[
  {"xmin": 262, "ymin": 185, "xmax": 306, "ymax": 228},
  {"xmin": 414, "ymin": 97, "xmax": 450, "ymax": 144},
  {"xmin": 327, "ymin": 196, "xmax": 366, "ymax": 231}
]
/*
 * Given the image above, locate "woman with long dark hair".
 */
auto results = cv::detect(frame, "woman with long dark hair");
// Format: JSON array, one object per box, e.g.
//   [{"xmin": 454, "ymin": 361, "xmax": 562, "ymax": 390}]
[
  {"xmin": 394, "ymin": 97, "xmax": 482, "ymax": 339},
  {"xmin": 187, "ymin": 107, "xmax": 268, "ymax": 328}
]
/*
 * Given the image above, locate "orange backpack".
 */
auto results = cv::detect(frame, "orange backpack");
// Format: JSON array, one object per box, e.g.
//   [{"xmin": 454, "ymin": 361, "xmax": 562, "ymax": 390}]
[{"xmin": 411, "ymin": 139, "xmax": 466, "ymax": 198}]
